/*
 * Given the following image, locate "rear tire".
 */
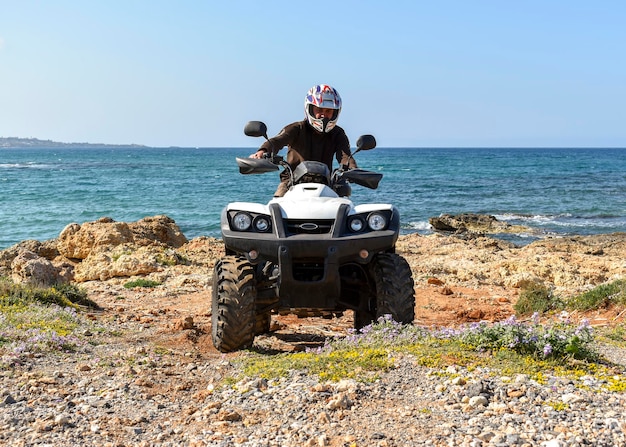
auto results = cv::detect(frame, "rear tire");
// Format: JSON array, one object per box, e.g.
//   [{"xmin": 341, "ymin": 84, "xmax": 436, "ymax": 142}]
[
  {"xmin": 254, "ymin": 312, "xmax": 271, "ymax": 335},
  {"xmin": 355, "ymin": 253, "xmax": 415, "ymax": 330},
  {"xmin": 211, "ymin": 256, "xmax": 257, "ymax": 352}
]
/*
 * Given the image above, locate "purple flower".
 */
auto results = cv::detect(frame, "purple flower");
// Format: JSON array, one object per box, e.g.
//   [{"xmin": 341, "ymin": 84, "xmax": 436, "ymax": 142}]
[
  {"xmin": 543, "ymin": 343, "xmax": 553, "ymax": 356},
  {"xmin": 504, "ymin": 315, "xmax": 518, "ymax": 326}
]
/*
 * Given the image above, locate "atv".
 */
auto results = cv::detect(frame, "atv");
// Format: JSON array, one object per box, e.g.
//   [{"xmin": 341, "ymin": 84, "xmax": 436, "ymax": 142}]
[{"xmin": 211, "ymin": 121, "xmax": 415, "ymax": 352}]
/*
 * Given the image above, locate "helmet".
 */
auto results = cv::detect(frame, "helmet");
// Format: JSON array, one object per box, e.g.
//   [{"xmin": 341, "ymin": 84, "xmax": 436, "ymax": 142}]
[{"xmin": 304, "ymin": 84, "xmax": 342, "ymax": 133}]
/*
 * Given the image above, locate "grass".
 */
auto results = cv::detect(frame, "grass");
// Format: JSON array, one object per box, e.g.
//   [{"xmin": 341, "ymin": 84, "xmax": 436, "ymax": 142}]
[
  {"xmin": 567, "ymin": 279, "xmax": 626, "ymax": 311},
  {"xmin": 514, "ymin": 279, "xmax": 626, "ymax": 316},
  {"xmin": 236, "ymin": 314, "xmax": 612, "ymax": 388},
  {"xmin": 236, "ymin": 279, "xmax": 626, "ymax": 389},
  {"xmin": 0, "ymin": 278, "xmax": 99, "ymax": 309},
  {"xmin": 123, "ymin": 278, "xmax": 162, "ymax": 289},
  {"xmin": 0, "ymin": 277, "xmax": 102, "ymax": 367},
  {"xmin": 597, "ymin": 323, "xmax": 626, "ymax": 346},
  {"xmin": 241, "ymin": 346, "xmax": 394, "ymax": 382}
]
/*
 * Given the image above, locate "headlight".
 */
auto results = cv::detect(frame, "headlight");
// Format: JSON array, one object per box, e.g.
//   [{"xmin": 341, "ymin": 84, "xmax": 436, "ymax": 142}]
[
  {"xmin": 232, "ymin": 212, "xmax": 252, "ymax": 231},
  {"xmin": 367, "ymin": 212, "xmax": 388, "ymax": 231},
  {"xmin": 348, "ymin": 216, "xmax": 365, "ymax": 232},
  {"xmin": 253, "ymin": 216, "xmax": 271, "ymax": 232}
]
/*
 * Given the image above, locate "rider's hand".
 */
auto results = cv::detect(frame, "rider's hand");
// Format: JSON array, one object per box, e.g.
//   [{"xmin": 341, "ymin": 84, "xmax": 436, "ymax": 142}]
[{"xmin": 250, "ymin": 150, "xmax": 266, "ymax": 159}]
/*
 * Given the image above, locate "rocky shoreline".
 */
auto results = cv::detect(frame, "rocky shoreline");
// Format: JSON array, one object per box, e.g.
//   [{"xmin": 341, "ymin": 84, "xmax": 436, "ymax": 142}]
[{"xmin": 2, "ymin": 215, "xmax": 626, "ymax": 446}]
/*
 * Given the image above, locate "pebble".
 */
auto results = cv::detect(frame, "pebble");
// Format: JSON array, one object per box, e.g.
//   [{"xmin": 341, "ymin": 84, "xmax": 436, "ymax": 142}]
[{"xmin": 2, "ymin": 321, "xmax": 626, "ymax": 446}]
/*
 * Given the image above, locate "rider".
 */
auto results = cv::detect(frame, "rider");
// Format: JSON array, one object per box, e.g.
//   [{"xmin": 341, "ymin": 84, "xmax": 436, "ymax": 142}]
[{"xmin": 251, "ymin": 84, "xmax": 357, "ymax": 197}]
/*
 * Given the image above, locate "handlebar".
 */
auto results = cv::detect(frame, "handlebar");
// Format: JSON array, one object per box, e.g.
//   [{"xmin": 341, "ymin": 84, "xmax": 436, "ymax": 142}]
[{"xmin": 263, "ymin": 153, "xmax": 285, "ymax": 165}]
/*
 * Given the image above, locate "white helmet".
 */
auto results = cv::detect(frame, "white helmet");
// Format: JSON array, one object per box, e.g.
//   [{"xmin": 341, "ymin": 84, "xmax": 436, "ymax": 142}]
[{"xmin": 304, "ymin": 84, "xmax": 342, "ymax": 133}]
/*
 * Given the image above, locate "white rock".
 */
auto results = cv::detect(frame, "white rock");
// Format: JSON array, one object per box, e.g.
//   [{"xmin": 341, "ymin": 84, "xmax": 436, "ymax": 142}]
[{"xmin": 468, "ymin": 395, "xmax": 488, "ymax": 407}]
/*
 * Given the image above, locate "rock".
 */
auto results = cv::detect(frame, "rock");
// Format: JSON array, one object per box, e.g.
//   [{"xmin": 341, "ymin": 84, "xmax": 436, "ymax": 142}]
[
  {"xmin": 468, "ymin": 395, "xmax": 488, "ymax": 407},
  {"xmin": 429, "ymin": 213, "xmax": 532, "ymax": 235},
  {"xmin": 217, "ymin": 409, "xmax": 242, "ymax": 422},
  {"xmin": 66, "ymin": 216, "xmax": 189, "ymax": 282},
  {"xmin": 440, "ymin": 286, "xmax": 453, "ymax": 295},
  {"xmin": 58, "ymin": 219, "xmax": 133, "ymax": 259},
  {"xmin": 1, "ymin": 214, "xmax": 625, "ymax": 308},
  {"xmin": 429, "ymin": 215, "xmax": 459, "ymax": 232},
  {"xmin": 58, "ymin": 215, "xmax": 187, "ymax": 260},
  {"xmin": 128, "ymin": 215, "xmax": 188, "ymax": 248},
  {"xmin": 174, "ymin": 316, "xmax": 195, "ymax": 330},
  {"xmin": 427, "ymin": 277, "xmax": 445, "ymax": 286},
  {"xmin": 396, "ymin": 231, "xmax": 626, "ymax": 298},
  {"xmin": 503, "ymin": 272, "xmax": 545, "ymax": 289},
  {"xmin": 0, "ymin": 240, "xmax": 58, "ymax": 277},
  {"xmin": 54, "ymin": 414, "xmax": 71, "ymax": 426},
  {"xmin": 10, "ymin": 249, "xmax": 65, "ymax": 287},
  {"xmin": 1, "ymin": 215, "xmax": 191, "ymax": 283},
  {"xmin": 73, "ymin": 245, "xmax": 165, "ymax": 282},
  {"xmin": 327, "ymin": 392, "xmax": 352, "ymax": 410}
]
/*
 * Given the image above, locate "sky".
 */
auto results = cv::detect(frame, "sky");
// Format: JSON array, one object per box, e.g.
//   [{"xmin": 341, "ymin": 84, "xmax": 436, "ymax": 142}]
[{"xmin": 1, "ymin": 1, "xmax": 625, "ymax": 148}]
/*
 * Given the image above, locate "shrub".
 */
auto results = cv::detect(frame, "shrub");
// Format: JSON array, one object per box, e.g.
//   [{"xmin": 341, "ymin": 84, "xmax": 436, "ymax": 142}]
[
  {"xmin": 0, "ymin": 278, "xmax": 96, "ymax": 309},
  {"xmin": 53, "ymin": 283, "xmax": 100, "ymax": 308},
  {"xmin": 459, "ymin": 313, "xmax": 596, "ymax": 361},
  {"xmin": 514, "ymin": 283, "xmax": 562, "ymax": 315},
  {"xmin": 567, "ymin": 279, "xmax": 626, "ymax": 311}
]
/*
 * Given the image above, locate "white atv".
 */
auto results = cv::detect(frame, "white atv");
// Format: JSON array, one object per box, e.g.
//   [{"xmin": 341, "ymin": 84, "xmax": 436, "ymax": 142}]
[{"xmin": 211, "ymin": 121, "xmax": 415, "ymax": 352}]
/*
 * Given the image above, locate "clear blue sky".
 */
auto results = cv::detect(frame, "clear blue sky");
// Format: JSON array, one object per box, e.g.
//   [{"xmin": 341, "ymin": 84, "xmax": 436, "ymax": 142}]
[{"xmin": 1, "ymin": 1, "xmax": 625, "ymax": 148}]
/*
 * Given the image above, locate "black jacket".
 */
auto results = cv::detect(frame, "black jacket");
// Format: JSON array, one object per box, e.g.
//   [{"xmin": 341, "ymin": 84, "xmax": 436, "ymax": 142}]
[{"xmin": 259, "ymin": 120, "xmax": 356, "ymax": 172}]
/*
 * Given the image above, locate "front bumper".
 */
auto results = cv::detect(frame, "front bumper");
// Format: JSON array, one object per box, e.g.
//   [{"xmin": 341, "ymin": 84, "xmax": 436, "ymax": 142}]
[{"xmin": 221, "ymin": 203, "xmax": 400, "ymax": 308}]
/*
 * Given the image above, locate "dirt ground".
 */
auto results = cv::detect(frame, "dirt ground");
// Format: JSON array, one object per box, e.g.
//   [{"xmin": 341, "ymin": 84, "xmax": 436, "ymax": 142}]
[
  {"xmin": 88, "ymin": 272, "xmax": 626, "ymax": 362},
  {"xmin": 74, "ymin": 231, "xmax": 626, "ymax": 356}
]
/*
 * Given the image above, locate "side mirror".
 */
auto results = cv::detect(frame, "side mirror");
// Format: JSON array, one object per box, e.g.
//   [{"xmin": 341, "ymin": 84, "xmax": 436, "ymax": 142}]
[
  {"xmin": 356, "ymin": 134, "xmax": 376, "ymax": 151},
  {"xmin": 244, "ymin": 121, "xmax": 268, "ymax": 139}
]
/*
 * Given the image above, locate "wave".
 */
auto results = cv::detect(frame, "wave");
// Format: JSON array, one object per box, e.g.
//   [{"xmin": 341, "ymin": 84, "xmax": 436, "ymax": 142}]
[
  {"xmin": 495, "ymin": 213, "xmax": 626, "ymax": 235},
  {"xmin": 0, "ymin": 162, "xmax": 56, "ymax": 169},
  {"xmin": 402, "ymin": 220, "xmax": 433, "ymax": 233},
  {"xmin": 494, "ymin": 212, "xmax": 570, "ymax": 222}
]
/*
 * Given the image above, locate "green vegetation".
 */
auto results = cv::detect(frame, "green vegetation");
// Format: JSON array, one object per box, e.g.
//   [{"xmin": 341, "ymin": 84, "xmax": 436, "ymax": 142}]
[
  {"xmin": 0, "ymin": 278, "xmax": 101, "ymax": 366},
  {"xmin": 123, "ymin": 278, "xmax": 162, "ymax": 289},
  {"xmin": 514, "ymin": 279, "xmax": 626, "ymax": 316},
  {"xmin": 567, "ymin": 279, "xmax": 626, "ymax": 311},
  {"xmin": 3, "ymin": 274, "xmax": 626, "ymax": 394},
  {"xmin": 514, "ymin": 283, "xmax": 563, "ymax": 315},
  {"xmin": 597, "ymin": 323, "xmax": 626, "ymax": 347},
  {"xmin": 0, "ymin": 278, "xmax": 98, "ymax": 309},
  {"xmin": 241, "ymin": 347, "xmax": 393, "ymax": 382},
  {"xmin": 236, "ymin": 314, "xmax": 614, "ymax": 388},
  {"xmin": 235, "ymin": 279, "xmax": 626, "ymax": 388}
]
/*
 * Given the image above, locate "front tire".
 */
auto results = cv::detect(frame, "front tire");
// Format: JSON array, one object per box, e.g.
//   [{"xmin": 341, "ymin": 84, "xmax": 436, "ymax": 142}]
[
  {"xmin": 355, "ymin": 253, "xmax": 415, "ymax": 330},
  {"xmin": 211, "ymin": 256, "xmax": 257, "ymax": 352}
]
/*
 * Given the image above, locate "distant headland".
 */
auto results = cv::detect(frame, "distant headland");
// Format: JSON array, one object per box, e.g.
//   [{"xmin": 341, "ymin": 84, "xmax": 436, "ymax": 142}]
[{"xmin": 0, "ymin": 137, "xmax": 146, "ymax": 149}]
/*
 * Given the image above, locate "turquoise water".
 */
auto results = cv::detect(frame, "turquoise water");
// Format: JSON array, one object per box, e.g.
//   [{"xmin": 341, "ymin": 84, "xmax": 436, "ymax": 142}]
[{"xmin": 1, "ymin": 147, "xmax": 626, "ymax": 249}]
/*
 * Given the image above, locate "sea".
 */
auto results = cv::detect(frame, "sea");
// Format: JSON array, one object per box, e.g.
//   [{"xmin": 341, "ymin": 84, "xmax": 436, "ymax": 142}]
[{"xmin": 1, "ymin": 146, "xmax": 626, "ymax": 250}]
